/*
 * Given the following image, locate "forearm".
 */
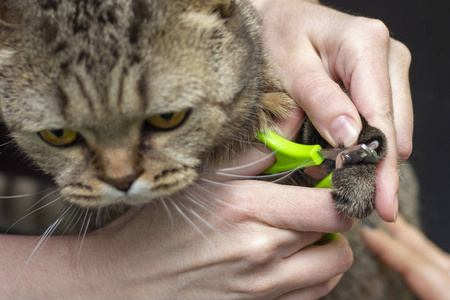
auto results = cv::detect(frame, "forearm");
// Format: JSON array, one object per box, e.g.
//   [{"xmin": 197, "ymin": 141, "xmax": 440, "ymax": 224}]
[{"xmin": 0, "ymin": 234, "xmax": 105, "ymax": 299}]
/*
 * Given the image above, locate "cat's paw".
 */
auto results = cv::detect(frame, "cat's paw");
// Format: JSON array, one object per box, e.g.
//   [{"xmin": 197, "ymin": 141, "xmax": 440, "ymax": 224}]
[
  {"xmin": 300, "ymin": 116, "xmax": 388, "ymax": 219},
  {"xmin": 331, "ymin": 121, "xmax": 387, "ymax": 219},
  {"xmin": 331, "ymin": 164, "xmax": 377, "ymax": 219}
]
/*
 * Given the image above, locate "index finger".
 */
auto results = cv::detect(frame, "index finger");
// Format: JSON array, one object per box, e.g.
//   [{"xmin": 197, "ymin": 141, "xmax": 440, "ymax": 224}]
[
  {"xmin": 337, "ymin": 21, "xmax": 399, "ymax": 222},
  {"xmin": 219, "ymin": 180, "xmax": 356, "ymax": 234}
]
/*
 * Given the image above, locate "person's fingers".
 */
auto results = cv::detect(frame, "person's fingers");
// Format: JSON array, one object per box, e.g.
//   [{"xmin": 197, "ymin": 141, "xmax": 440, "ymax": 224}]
[
  {"xmin": 272, "ymin": 230, "xmax": 327, "ymax": 259},
  {"xmin": 362, "ymin": 226, "xmax": 450, "ymax": 300},
  {"xmin": 258, "ymin": 3, "xmax": 363, "ymax": 148},
  {"xmin": 332, "ymin": 19, "xmax": 398, "ymax": 222},
  {"xmin": 275, "ymin": 235, "xmax": 352, "ymax": 297},
  {"xmin": 218, "ymin": 180, "xmax": 356, "ymax": 233},
  {"xmin": 385, "ymin": 216, "xmax": 450, "ymax": 270},
  {"xmin": 282, "ymin": 51, "xmax": 362, "ymax": 148},
  {"xmin": 388, "ymin": 38, "xmax": 414, "ymax": 162},
  {"xmin": 373, "ymin": 154, "xmax": 399, "ymax": 222},
  {"xmin": 277, "ymin": 275, "xmax": 343, "ymax": 300}
]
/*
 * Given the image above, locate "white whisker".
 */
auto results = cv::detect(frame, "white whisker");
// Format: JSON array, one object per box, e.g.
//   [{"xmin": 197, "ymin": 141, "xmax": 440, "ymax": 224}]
[
  {"xmin": 95, "ymin": 207, "xmax": 103, "ymax": 237},
  {"xmin": 178, "ymin": 201, "xmax": 221, "ymax": 235},
  {"xmin": 215, "ymin": 122, "xmax": 303, "ymax": 173},
  {"xmin": 76, "ymin": 209, "xmax": 89, "ymax": 251},
  {"xmin": 0, "ymin": 141, "xmax": 12, "ymax": 147},
  {"xmin": 0, "ymin": 187, "xmax": 58, "ymax": 199},
  {"xmin": 14, "ymin": 206, "xmax": 71, "ymax": 290},
  {"xmin": 170, "ymin": 198, "xmax": 214, "ymax": 246},
  {"xmin": 78, "ymin": 211, "xmax": 92, "ymax": 257},
  {"xmin": 199, "ymin": 178, "xmax": 257, "ymax": 188},
  {"xmin": 190, "ymin": 182, "xmax": 249, "ymax": 213},
  {"xmin": 30, "ymin": 206, "xmax": 72, "ymax": 259},
  {"xmin": 66, "ymin": 206, "xmax": 84, "ymax": 234},
  {"xmin": 200, "ymin": 165, "xmax": 306, "ymax": 188},
  {"xmin": 216, "ymin": 151, "xmax": 276, "ymax": 173},
  {"xmin": 159, "ymin": 197, "xmax": 174, "ymax": 230},
  {"xmin": 5, "ymin": 196, "xmax": 63, "ymax": 234},
  {"xmin": 59, "ymin": 205, "xmax": 79, "ymax": 236},
  {"xmin": 184, "ymin": 189, "xmax": 236, "ymax": 229},
  {"xmin": 186, "ymin": 189, "xmax": 222, "ymax": 209},
  {"xmin": 269, "ymin": 168, "xmax": 302, "ymax": 184},
  {"xmin": 203, "ymin": 169, "xmax": 297, "ymax": 180},
  {"xmin": 25, "ymin": 189, "xmax": 61, "ymax": 212}
]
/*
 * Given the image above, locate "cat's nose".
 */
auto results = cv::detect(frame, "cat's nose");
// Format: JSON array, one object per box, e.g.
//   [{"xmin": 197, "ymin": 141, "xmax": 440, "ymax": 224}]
[{"xmin": 102, "ymin": 173, "xmax": 141, "ymax": 192}]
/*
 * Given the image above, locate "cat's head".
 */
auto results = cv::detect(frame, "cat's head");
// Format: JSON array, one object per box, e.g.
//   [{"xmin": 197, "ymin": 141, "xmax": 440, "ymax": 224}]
[{"xmin": 0, "ymin": 0, "xmax": 266, "ymax": 208}]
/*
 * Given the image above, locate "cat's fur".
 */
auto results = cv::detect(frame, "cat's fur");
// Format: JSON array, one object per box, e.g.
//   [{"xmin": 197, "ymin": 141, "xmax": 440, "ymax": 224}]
[{"xmin": 0, "ymin": 0, "xmax": 418, "ymax": 299}]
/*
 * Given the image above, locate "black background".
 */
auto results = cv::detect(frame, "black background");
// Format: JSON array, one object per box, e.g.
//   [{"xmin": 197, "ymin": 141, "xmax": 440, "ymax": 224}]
[
  {"xmin": 322, "ymin": 0, "xmax": 450, "ymax": 252},
  {"xmin": 1, "ymin": 1, "xmax": 449, "ymax": 252}
]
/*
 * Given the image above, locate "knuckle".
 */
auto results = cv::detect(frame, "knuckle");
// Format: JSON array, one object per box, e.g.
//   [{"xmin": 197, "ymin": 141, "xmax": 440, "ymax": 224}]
[
  {"xmin": 360, "ymin": 18, "xmax": 390, "ymax": 43},
  {"xmin": 366, "ymin": 105, "xmax": 394, "ymax": 124},
  {"xmin": 244, "ymin": 279, "xmax": 274, "ymax": 298},
  {"xmin": 220, "ymin": 188, "xmax": 255, "ymax": 223},
  {"xmin": 232, "ymin": 268, "xmax": 275, "ymax": 298},
  {"xmin": 391, "ymin": 39, "xmax": 412, "ymax": 66},
  {"xmin": 242, "ymin": 234, "xmax": 278, "ymax": 266},
  {"xmin": 397, "ymin": 138, "xmax": 413, "ymax": 162},
  {"xmin": 235, "ymin": 280, "xmax": 273, "ymax": 299},
  {"xmin": 298, "ymin": 75, "xmax": 339, "ymax": 105}
]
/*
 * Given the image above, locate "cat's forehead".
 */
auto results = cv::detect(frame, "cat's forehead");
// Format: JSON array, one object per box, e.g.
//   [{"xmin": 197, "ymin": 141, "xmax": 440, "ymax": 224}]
[
  {"xmin": 1, "ymin": 0, "xmax": 257, "ymax": 131},
  {"xmin": 13, "ymin": 0, "xmax": 236, "ymax": 88},
  {"xmin": 18, "ymin": 0, "xmax": 164, "ymax": 70}
]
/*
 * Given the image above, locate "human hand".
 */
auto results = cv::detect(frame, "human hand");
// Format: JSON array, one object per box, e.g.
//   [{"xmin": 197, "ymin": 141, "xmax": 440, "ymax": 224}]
[
  {"xmin": 250, "ymin": 0, "xmax": 413, "ymax": 222},
  {"xmin": 75, "ymin": 110, "xmax": 354, "ymax": 300},
  {"xmin": 362, "ymin": 216, "xmax": 450, "ymax": 300}
]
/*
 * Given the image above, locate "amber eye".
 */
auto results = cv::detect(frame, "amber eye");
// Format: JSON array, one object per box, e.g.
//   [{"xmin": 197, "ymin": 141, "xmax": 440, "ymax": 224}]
[
  {"xmin": 147, "ymin": 110, "xmax": 189, "ymax": 130},
  {"xmin": 38, "ymin": 129, "xmax": 80, "ymax": 147}
]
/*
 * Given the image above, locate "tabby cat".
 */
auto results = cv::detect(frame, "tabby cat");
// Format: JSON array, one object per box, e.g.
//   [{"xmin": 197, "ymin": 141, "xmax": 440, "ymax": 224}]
[{"xmin": 0, "ymin": 0, "xmax": 419, "ymax": 299}]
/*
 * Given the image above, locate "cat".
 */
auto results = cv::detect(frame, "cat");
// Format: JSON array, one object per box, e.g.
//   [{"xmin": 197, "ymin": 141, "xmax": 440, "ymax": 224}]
[{"xmin": 0, "ymin": 0, "xmax": 418, "ymax": 299}]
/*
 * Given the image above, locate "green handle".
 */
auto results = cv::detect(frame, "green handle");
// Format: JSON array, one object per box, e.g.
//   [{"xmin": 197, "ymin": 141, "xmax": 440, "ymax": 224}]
[
  {"xmin": 257, "ymin": 131, "xmax": 338, "ymax": 243},
  {"xmin": 256, "ymin": 131, "xmax": 324, "ymax": 174},
  {"xmin": 315, "ymin": 173, "xmax": 333, "ymax": 188}
]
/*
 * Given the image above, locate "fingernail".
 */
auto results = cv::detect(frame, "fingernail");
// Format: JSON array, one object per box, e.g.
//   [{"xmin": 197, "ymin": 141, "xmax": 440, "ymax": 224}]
[
  {"xmin": 393, "ymin": 194, "xmax": 399, "ymax": 223},
  {"xmin": 329, "ymin": 115, "xmax": 361, "ymax": 147}
]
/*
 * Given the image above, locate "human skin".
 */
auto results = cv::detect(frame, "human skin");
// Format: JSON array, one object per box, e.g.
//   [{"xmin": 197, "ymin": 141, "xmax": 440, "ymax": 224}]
[
  {"xmin": 249, "ymin": 0, "xmax": 413, "ymax": 223},
  {"xmin": 0, "ymin": 0, "xmax": 414, "ymax": 299},
  {"xmin": 0, "ymin": 110, "xmax": 355, "ymax": 299},
  {"xmin": 362, "ymin": 216, "xmax": 450, "ymax": 300}
]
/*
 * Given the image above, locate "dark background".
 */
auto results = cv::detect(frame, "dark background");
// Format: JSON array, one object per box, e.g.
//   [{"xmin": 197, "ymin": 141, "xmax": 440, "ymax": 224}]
[
  {"xmin": 322, "ymin": 0, "xmax": 450, "ymax": 252},
  {"xmin": 1, "ymin": 1, "xmax": 449, "ymax": 251}
]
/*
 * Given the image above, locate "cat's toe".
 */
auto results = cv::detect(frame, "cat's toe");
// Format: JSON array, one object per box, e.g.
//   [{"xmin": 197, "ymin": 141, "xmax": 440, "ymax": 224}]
[{"xmin": 331, "ymin": 164, "xmax": 377, "ymax": 219}]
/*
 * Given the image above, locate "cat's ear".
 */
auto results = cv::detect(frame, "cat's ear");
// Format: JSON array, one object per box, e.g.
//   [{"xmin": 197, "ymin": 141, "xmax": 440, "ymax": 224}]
[{"xmin": 0, "ymin": 1, "xmax": 21, "ymax": 27}]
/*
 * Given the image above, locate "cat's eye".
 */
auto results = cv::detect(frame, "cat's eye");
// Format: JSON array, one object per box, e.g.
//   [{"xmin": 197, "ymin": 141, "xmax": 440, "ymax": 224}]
[
  {"xmin": 147, "ymin": 110, "xmax": 189, "ymax": 130},
  {"xmin": 38, "ymin": 129, "xmax": 80, "ymax": 147}
]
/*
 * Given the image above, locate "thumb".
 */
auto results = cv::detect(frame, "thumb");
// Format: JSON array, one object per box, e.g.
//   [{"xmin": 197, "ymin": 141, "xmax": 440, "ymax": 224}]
[{"xmin": 282, "ymin": 55, "xmax": 362, "ymax": 147}]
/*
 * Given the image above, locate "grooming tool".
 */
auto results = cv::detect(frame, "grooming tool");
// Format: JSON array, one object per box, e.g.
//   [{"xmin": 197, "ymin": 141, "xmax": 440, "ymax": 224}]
[
  {"xmin": 256, "ymin": 131, "xmax": 381, "ymax": 180},
  {"xmin": 256, "ymin": 131, "xmax": 381, "ymax": 244}
]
